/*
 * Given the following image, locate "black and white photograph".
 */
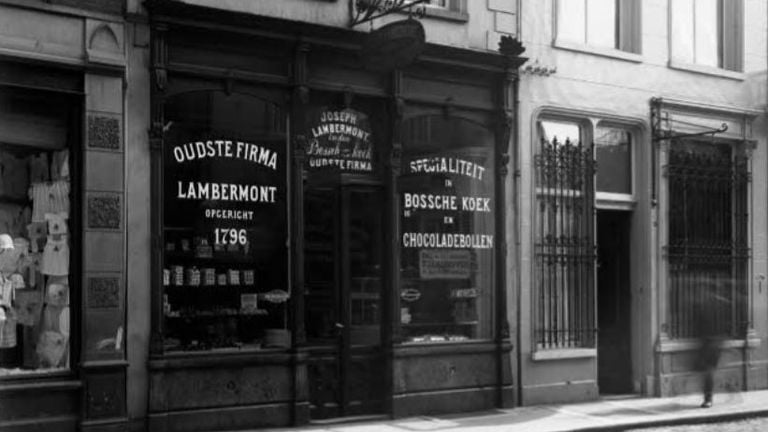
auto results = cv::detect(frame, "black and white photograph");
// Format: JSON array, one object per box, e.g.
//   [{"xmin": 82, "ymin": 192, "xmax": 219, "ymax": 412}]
[{"xmin": 0, "ymin": 0, "xmax": 767, "ymax": 431}]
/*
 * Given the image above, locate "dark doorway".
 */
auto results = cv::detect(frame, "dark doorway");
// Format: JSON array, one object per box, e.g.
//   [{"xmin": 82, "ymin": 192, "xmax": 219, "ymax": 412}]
[
  {"xmin": 304, "ymin": 183, "xmax": 386, "ymax": 420},
  {"xmin": 597, "ymin": 210, "xmax": 632, "ymax": 394}
]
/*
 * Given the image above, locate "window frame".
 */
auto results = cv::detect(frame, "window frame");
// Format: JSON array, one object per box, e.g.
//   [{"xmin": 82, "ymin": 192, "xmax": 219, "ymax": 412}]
[
  {"xmin": 663, "ymin": 137, "xmax": 750, "ymax": 340},
  {"xmin": 553, "ymin": 0, "xmax": 642, "ymax": 58},
  {"xmin": 532, "ymin": 115, "xmax": 596, "ymax": 352},
  {"xmin": 594, "ymin": 121, "xmax": 636, "ymax": 209},
  {"xmin": 397, "ymin": 113, "xmax": 498, "ymax": 345},
  {"xmin": 669, "ymin": 0, "xmax": 744, "ymax": 74}
]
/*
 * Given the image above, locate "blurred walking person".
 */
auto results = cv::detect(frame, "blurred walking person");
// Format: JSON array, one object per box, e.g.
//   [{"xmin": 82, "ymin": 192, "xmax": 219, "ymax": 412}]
[{"xmin": 693, "ymin": 280, "xmax": 727, "ymax": 408}]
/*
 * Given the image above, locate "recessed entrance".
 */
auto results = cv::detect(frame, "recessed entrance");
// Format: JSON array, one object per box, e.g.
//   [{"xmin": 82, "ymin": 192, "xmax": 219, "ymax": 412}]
[
  {"xmin": 304, "ymin": 183, "xmax": 386, "ymax": 420},
  {"xmin": 597, "ymin": 210, "xmax": 633, "ymax": 395}
]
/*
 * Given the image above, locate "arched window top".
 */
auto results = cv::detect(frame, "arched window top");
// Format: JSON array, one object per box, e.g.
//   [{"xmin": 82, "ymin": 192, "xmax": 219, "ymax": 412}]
[
  {"xmin": 403, "ymin": 115, "xmax": 493, "ymax": 154},
  {"xmin": 164, "ymin": 90, "xmax": 285, "ymax": 140}
]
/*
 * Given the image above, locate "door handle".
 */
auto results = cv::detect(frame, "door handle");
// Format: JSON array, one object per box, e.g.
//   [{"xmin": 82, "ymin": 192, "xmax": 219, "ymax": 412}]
[{"xmin": 335, "ymin": 322, "xmax": 345, "ymax": 329}]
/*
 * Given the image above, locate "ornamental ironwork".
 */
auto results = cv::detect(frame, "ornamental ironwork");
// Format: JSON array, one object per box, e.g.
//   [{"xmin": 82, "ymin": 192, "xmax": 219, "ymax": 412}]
[{"xmin": 351, "ymin": 0, "xmax": 429, "ymax": 27}]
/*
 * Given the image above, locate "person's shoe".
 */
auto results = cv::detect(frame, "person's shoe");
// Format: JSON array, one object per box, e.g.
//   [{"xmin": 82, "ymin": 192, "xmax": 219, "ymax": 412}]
[{"xmin": 701, "ymin": 400, "xmax": 713, "ymax": 408}]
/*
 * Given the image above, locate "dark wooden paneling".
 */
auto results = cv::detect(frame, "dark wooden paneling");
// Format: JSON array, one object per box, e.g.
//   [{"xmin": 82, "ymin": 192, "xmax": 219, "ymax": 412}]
[
  {"xmin": 307, "ymin": 49, "xmax": 388, "ymax": 95},
  {"xmin": 167, "ymin": 30, "xmax": 291, "ymax": 80},
  {"xmin": 392, "ymin": 386, "xmax": 498, "ymax": 417},
  {"xmin": 0, "ymin": 381, "xmax": 80, "ymax": 421},
  {"xmin": 148, "ymin": 402, "xmax": 292, "ymax": 432},
  {"xmin": 402, "ymin": 73, "xmax": 494, "ymax": 111},
  {"xmin": 150, "ymin": 364, "xmax": 293, "ymax": 411},
  {"xmin": 84, "ymin": 370, "xmax": 127, "ymax": 420},
  {"xmin": 0, "ymin": 416, "xmax": 78, "ymax": 432},
  {"xmin": 0, "ymin": 61, "xmax": 83, "ymax": 94},
  {"xmin": 393, "ymin": 350, "xmax": 499, "ymax": 393}
]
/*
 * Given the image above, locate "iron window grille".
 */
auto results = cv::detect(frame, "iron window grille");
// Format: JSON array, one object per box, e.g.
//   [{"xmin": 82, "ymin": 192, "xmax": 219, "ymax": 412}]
[
  {"xmin": 665, "ymin": 140, "xmax": 750, "ymax": 339},
  {"xmin": 534, "ymin": 134, "xmax": 597, "ymax": 349}
]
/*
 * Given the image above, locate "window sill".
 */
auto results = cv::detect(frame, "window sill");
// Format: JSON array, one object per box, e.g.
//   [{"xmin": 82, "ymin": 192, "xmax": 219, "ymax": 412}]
[
  {"xmin": 553, "ymin": 40, "xmax": 642, "ymax": 63},
  {"xmin": 397, "ymin": 7, "xmax": 468, "ymax": 23},
  {"xmin": 668, "ymin": 61, "xmax": 745, "ymax": 81},
  {"xmin": 596, "ymin": 193, "xmax": 635, "ymax": 211},
  {"xmin": 656, "ymin": 337, "xmax": 760, "ymax": 353},
  {"xmin": 532, "ymin": 348, "xmax": 597, "ymax": 361}
]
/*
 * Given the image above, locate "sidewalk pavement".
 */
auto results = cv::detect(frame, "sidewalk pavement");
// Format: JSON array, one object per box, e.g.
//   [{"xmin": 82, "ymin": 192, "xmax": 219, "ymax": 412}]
[{"xmin": 257, "ymin": 390, "xmax": 768, "ymax": 432}]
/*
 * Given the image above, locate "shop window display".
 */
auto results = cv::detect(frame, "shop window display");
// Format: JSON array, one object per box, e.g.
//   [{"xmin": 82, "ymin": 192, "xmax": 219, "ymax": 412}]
[
  {"xmin": 161, "ymin": 91, "xmax": 289, "ymax": 352},
  {"xmin": 0, "ymin": 86, "xmax": 73, "ymax": 375},
  {"xmin": 399, "ymin": 116, "xmax": 495, "ymax": 343}
]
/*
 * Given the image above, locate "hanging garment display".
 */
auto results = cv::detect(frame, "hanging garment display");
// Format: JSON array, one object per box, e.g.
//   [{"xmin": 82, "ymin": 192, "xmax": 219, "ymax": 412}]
[
  {"xmin": 28, "ymin": 153, "xmax": 49, "ymax": 184},
  {"xmin": 41, "ymin": 235, "xmax": 69, "ymax": 276},
  {"xmin": 29, "ymin": 181, "xmax": 69, "ymax": 223}
]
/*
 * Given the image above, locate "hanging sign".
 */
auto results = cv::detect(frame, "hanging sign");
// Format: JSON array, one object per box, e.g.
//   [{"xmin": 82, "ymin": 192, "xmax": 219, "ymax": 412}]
[
  {"xmin": 361, "ymin": 19, "xmax": 426, "ymax": 71},
  {"xmin": 305, "ymin": 107, "xmax": 374, "ymax": 173}
]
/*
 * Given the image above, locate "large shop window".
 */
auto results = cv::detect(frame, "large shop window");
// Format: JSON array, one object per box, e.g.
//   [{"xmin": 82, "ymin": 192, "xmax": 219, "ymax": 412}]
[
  {"xmin": 666, "ymin": 140, "xmax": 749, "ymax": 339},
  {"xmin": 399, "ymin": 116, "xmax": 495, "ymax": 343},
  {"xmin": 161, "ymin": 91, "xmax": 289, "ymax": 352},
  {"xmin": 0, "ymin": 86, "xmax": 75, "ymax": 376},
  {"xmin": 534, "ymin": 120, "xmax": 596, "ymax": 349},
  {"xmin": 670, "ymin": 0, "xmax": 743, "ymax": 71}
]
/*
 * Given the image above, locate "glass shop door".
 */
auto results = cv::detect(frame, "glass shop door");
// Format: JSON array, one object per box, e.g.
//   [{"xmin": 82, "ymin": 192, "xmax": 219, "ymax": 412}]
[{"xmin": 304, "ymin": 184, "xmax": 385, "ymax": 420}]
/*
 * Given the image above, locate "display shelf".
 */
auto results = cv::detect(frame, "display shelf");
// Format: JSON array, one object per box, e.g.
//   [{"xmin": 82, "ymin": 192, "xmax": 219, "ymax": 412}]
[
  {"xmin": 165, "ymin": 311, "xmax": 270, "ymax": 319},
  {"xmin": 164, "ymin": 251, "xmax": 257, "ymax": 265},
  {"xmin": 402, "ymin": 321, "xmax": 478, "ymax": 327}
]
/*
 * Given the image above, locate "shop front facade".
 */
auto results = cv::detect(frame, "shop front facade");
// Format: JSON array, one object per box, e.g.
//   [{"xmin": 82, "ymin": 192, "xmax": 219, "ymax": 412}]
[
  {"xmin": 516, "ymin": 0, "xmax": 768, "ymax": 405},
  {"xmin": 143, "ymin": 1, "xmax": 525, "ymax": 430},
  {"xmin": 0, "ymin": 1, "xmax": 135, "ymax": 431}
]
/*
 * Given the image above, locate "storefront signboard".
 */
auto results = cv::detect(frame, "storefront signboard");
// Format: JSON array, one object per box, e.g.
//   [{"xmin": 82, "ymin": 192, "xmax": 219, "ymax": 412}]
[
  {"xmin": 165, "ymin": 138, "xmax": 286, "ymax": 249},
  {"xmin": 401, "ymin": 155, "xmax": 494, "ymax": 250},
  {"xmin": 306, "ymin": 108, "xmax": 374, "ymax": 173}
]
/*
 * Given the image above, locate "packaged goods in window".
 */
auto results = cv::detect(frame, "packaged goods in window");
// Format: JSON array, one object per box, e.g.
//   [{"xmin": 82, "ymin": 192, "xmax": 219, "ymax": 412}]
[
  {"xmin": 194, "ymin": 237, "xmax": 212, "ymax": 258},
  {"xmin": 217, "ymin": 273, "xmax": 227, "ymax": 286},
  {"xmin": 163, "ymin": 269, "xmax": 170, "ymax": 286},
  {"xmin": 172, "ymin": 266, "xmax": 184, "ymax": 286},
  {"xmin": 186, "ymin": 267, "xmax": 201, "ymax": 286},
  {"xmin": 227, "ymin": 269, "xmax": 240, "ymax": 285},
  {"xmin": 243, "ymin": 269, "xmax": 255, "ymax": 285},
  {"xmin": 203, "ymin": 268, "xmax": 216, "ymax": 286}
]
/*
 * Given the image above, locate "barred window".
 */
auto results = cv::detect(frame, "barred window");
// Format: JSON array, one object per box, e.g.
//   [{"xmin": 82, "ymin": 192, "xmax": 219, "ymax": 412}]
[
  {"xmin": 666, "ymin": 140, "xmax": 749, "ymax": 338},
  {"xmin": 534, "ymin": 120, "xmax": 596, "ymax": 349}
]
